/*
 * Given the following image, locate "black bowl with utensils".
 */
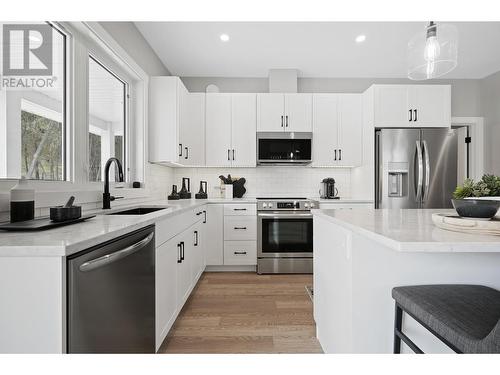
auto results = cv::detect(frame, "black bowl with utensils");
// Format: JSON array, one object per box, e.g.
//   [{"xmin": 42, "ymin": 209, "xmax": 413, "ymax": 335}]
[
  {"xmin": 168, "ymin": 185, "xmax": 180, "ymax": 200},
  {"xmin": 50, "ymin": 196, "xmax": 82, "ymax": 222},
  {"xmin": 451, "ymin": 199, "xmax": 500, "ymax": 220}
]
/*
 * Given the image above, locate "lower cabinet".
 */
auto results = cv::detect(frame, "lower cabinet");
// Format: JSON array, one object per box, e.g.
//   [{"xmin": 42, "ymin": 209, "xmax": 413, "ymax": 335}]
[
  {"xmin": 155, "ymin": 212, "xmax": 206, "ymax": 351},
  {"xmin": 223, "ymin": 204, "xmax": 257, "ymax": 266},
  {"xmin": 224, "ymin": 241, "xmax": 257, "ymax": 265},
  {"xmin": 205, "ymin": 204, "xmax": 224, "ymax": 266}
]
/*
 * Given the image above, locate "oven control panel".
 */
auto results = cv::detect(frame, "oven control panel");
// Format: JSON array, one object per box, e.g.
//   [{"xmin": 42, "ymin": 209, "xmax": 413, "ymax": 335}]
[{"xmin": 257, "ymin": 199, "xmax": 318, "ymax": 211}]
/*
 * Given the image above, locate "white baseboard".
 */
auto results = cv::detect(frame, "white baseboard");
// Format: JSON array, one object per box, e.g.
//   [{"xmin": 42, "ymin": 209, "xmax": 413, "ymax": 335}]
[{"xmin": 205, "ymin": 265, "xmax": 256, "ymax": 272}]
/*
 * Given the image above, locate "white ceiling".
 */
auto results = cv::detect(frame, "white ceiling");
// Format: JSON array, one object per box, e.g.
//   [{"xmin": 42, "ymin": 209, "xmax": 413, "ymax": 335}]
[{"xmin": 135, "ymin": 22, "xmax": 500, "ymax": 79}]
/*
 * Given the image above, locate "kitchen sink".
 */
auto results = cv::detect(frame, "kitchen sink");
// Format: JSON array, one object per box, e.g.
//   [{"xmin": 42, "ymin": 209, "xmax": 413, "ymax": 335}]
[{"xmin": 106, "ymin": 206, "xmax": 169, "ymax": 215}]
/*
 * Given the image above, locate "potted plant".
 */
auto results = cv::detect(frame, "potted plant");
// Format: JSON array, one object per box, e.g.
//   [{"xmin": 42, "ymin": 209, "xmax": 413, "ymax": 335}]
[{"xmin": 452, "ymin": 175, "xmax": 500, "ymax": 219}]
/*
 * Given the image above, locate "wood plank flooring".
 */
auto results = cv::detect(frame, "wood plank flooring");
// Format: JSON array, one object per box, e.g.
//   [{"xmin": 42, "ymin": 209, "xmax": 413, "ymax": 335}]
[{"xmin": 159, "ymin": 272, "xmax": 323, "ymax": 354}]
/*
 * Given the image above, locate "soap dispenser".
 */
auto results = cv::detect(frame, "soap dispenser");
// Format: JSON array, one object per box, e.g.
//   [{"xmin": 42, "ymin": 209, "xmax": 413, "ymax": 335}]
[{"xmin": 10, "ymin": 178, "xmax": 35, "ymax": 222}]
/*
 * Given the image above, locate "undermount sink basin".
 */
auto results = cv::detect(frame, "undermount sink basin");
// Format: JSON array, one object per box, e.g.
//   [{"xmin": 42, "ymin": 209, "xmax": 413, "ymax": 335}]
[{"xmin": 106, "ymin": 206, "xmax": 169, "ymax": 215}]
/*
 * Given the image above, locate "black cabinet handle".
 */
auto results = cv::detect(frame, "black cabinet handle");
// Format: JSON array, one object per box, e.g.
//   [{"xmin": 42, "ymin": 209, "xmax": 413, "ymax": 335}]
[
  {"xmin": 281, "ymin": 115, "xmax": 284, "ymax": 127},
  {"xmin": 234, "ymin": 226, "xmax": 247, "ymax": 230},
  {"xmin": 339, "ymin": 149, "xmax": 342, "ymax": 161},
  {"xmin": 234, "ymin": 251, "xmax": 247, "ymax": 255},
  {"xmin": 185, "ymin": 147, "xmax": 188, "ymax": 159},
  {"xmin": 227, "ymin": 149, "xmax": 230, "ymax": 161},
  {"xmin": 179, "ymin": 143, "xmax": 183, "ymax": 157},
  {"xmin": 409, "ymin": 109, "xmax": 413, "ymax": 122},
  {"xmin": 194, "ymin": 231, "xmax": 198, "ymax": 246},
  {"xmin": 334, "ymin": 149, "xmax": 337, "ymax": 161},
  {"xmin": 414, "ymin": 109, "xmax": 417, "ymax": 122},
  {"xmin": 196, "ymin": 211, "xmax": 203, "ymax": 216},
  {"xmin": 234, "ymin": 208, "xmax": 247, "ymax": 211},
  {"xmin": 285, "ymin": 115, "xmax": 289, "ymax": 127},
  {"xmin": 232, "ymin": 149, "xmax": 235, "ymax": 160},
  {"xmin": 203, "ymin": 210, "xmax": 207, "ymax": 223},
  {"xmin": 180, "ymin": 241, "xmax": 185, "ymax": 261},
  {"xmin": 177, "ymin": 243, "xmax": 182, "ymax": 263}
]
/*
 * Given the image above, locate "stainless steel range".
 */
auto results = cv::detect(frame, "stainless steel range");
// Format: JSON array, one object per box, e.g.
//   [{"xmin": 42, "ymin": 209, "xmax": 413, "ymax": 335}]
[{"xmin": 257, "ymin": 198, "xmax": 318, "ymax": 274}]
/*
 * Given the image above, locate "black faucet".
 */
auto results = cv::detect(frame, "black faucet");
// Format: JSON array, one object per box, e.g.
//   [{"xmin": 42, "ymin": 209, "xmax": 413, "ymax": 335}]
[{"xmin": 103, "ymin": 157, "xmax": 124, "ymax": 209}]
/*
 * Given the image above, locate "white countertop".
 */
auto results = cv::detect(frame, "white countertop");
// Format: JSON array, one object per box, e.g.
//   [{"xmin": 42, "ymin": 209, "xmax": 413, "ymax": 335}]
[
  {"xmin": 313, "ymin": 208, "xmax": 500, "ymax": 252},
  {"xmin": 0, "ymin": 198, "xmax": 255, "ymax": 257}
]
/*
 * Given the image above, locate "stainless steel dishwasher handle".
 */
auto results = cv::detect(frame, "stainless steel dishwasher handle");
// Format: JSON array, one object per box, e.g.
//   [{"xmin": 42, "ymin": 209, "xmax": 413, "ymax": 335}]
[{"xmin": 79, "ymin": 232, "xmax": 154, "ymax": 272}]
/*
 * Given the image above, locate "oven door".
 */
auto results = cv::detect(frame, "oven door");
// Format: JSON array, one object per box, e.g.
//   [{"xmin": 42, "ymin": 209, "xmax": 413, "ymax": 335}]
[{"xmin": 257, "ymin": 211, "xmax": 313, "ymax": 258}]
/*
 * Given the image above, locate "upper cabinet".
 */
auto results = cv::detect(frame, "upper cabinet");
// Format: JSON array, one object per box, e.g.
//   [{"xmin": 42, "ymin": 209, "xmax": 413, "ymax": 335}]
[
  {"xmin": 366, "ymin": 84, "xmax": 451, "ymax": 128},
  {"xmin": 257, "ymin": 93, "xmax": 312, "ymax": 132},
  {"xmin": 312, "ymin": 94, "xmax": 363, "ymax": 167},
  {"xmin": 205, "ymin": 93, "xmax": 257, "ymax": 167},
  {"xmin": 149, "ymin": 77, "xmax": 205, "ymax": 166}
]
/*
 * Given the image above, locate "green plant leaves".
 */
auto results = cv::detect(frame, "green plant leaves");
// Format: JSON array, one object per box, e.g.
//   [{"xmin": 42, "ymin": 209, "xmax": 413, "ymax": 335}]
[{"xmin": 453, "ymin": 175, "xmax": 500, "ymax": 199}]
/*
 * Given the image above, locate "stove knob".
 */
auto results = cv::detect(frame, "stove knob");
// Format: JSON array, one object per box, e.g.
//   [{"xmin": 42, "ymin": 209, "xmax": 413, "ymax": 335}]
[
  {"xmin": 310, "ymin": 202, "xmax": 315, "ymax": 208},
  {"xmin": 268, "ymin": 203, "xmax": 273, "ymax": 208},
  {"xmin": 262, "ymin": 203, "xmax": 267, "ymax": 208},
  {"xmin": 304, "ymin": 203, "xmax": 309, "ymax": 208}
]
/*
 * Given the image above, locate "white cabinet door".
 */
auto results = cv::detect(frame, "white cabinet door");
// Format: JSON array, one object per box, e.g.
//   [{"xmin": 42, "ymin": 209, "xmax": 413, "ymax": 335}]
[
  {"xmin": 149, "ymin": 76, "xmax": 182, "ymax": 163},
  {"xmin": 176, "ymin": 230, "xmax": 192, "ymax": 308},
  {"xmin": 155, "ymin": 237, "xmax": 178, "ymax": 350},
  {"xmin": 409, "ymin": 85, "xmax": 451, "ymax": 128},
  {"xmin": 205, "ymin": 204, "xmax": 224, "ymax": 266},
  {"xmin": 312, "ymin": 94, "xmax": 339, "ymax": 166},
  {"xmin": 231, "ymin": 94, "xmax": 256, "ymax": 166},
  {"xmin": 285, "ymin": 94, "xmax": 313, "ymax": 132},
  {"xmin": 373, "ymin": 85, "xmax": 411, "ymax": 127},
  {"xmin": 191, "ymin": 222, "xmax": 204, "ymax": 281},
  {"xmin": 257, "ymin": 93, "xmax": 285, "ymax": 132},
  {"xmin": 205, "ymin": 94, "xmax": 232, "ymax": 166},
  {"xmin": 180, "ymin": 93, "xmax": 205, "ymax": 165},
  {"xmin": 337, "ymin": 94, "xmax": 363, "ymax": 167}
]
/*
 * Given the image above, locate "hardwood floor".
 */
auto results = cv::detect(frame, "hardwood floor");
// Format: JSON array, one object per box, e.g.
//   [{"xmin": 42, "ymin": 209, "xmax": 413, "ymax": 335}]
[{"xmin": 159, "ymin": 272, "xmax": 323, "ymax": 354}]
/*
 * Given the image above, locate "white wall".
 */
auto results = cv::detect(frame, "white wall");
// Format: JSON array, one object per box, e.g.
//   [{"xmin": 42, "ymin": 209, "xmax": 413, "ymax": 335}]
[
  {"xmin": 480, "ymin": 70, "xmax": 500, "ymax": 175},
  {"xmin": 172, "ymin": 167, "xmax": 351, "ymax": 199}
]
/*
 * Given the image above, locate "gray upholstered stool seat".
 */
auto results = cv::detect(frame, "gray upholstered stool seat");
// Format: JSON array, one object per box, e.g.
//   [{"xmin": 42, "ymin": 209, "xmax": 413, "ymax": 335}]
[{"xmin": 392, "ymin": 284, "xmax": 500, "ymax": 353}]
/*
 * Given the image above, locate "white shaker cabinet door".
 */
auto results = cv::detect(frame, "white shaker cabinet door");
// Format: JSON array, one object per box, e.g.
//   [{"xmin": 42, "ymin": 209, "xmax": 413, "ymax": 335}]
[
  {"xmin": 180, "ymin": 93, "xmax": 205, "ymax": 166},
  {"xmin": 373, "ymin": 85, "xmax": 411, "ymax": 127},
  {"xmin": 409, "ymin": 85, "xmax": 451, "ymax": 128},
  {"xmin": 312, "ymin": 94, "xmax": 339, "ymax": 166},
  {"xmin": 204, "ymin": 204, "xmax": 224, "ymax": 266},
  {"xmin": 231, "ymin": 94, "xmax": 256, "ymax": 167},
  {"xmin": 337, "ymin": 94, "xmax": 363, "ymax": 167},
  {"xmin": 205, "ymin": 94, "xmax": 232, "ymax": 166},
  {"xmin": 285, "ymin": 93, "xmax": 313, "ymax": 132},
  {"xmin": 257, "ymin": 93, "xmax": 285, "ymax": 132}
]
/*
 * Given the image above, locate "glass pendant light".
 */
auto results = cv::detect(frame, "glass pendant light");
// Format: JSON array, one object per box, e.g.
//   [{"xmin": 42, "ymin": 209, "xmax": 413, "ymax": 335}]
[{"xmin": 408, "ymin": 21, "xmax": 458, "ymax": 80}]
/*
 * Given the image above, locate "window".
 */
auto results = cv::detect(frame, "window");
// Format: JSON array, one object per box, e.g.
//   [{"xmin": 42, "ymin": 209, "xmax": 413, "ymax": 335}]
[
  {"xmin": 88, "ymin": 56, "xmax": 126, "ymax": 182},
  {"xmin": 0, "ymin": 22, "xmax": 67, "ymax": 180}
]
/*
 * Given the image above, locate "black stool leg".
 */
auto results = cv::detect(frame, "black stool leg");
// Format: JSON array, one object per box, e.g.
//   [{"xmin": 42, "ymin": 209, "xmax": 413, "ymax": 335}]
[{"xmin": 394, "ymin": 303, "xmax": 403, "ymax": 354}]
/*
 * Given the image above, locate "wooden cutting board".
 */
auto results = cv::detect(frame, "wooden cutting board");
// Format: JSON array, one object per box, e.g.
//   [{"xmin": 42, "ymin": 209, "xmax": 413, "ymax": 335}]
[{"xmin": 432, "ymin": 213, "xmax": 500, "ymax": 236}]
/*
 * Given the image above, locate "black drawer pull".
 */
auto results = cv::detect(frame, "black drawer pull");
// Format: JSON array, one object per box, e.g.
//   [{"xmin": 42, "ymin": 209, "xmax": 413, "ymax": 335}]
[
  {"xmin": 234, "ymin": 227, "xmax": 247, "ymax": 230},
  {"xmin": 234, "ymin": 251, "xmax": 247, "ymax": 255},
  {"xmin": 196, "ymin": 212, "xmax": 203, "ymax": 216},
  {"xmin": 234, "ymin": 208, "xmax": 247, "ymax": 211}
]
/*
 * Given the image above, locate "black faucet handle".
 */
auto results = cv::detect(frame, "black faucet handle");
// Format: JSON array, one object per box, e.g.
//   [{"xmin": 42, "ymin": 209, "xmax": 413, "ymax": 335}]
[{"xmin": 110, "ymin": 196, "xmax": 124, "ymax": 201}]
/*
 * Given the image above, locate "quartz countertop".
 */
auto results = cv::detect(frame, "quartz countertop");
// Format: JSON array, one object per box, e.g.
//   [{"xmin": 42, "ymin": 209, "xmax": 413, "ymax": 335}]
[
  {"xmin": 313, "ymin": 208, "xmax": 500, "ymax": 252},
  {"xmin": 0, "ymin": 198, "xmax": 256, "ymax": 257}
]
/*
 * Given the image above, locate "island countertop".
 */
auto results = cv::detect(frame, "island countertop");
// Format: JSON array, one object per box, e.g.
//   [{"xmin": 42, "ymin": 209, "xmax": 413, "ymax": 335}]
[{"xmin": 312, "ymin": 208, "xmax": 500, "ymax": 252}]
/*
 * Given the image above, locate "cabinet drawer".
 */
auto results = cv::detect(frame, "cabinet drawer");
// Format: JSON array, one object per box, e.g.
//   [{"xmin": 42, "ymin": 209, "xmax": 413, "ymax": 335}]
[
  {"xmin": 156, "ymin": 206, "xmax": 205, "ymax": 246},
  {"xmin": 223, "ymin": 204, "xmax": 256, "ymax": 216},
  {"xmin": 224, "ymin": 241, "xmax": 257, "ymax": 265},
  {"xmin": 224, "ymin": 216, "xmax": 257, "ymax": 240}
]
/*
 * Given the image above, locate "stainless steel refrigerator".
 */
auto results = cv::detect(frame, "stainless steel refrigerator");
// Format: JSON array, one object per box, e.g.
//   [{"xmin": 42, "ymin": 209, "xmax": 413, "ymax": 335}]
[{"xmin": 375, "ymin": 128, "xmax": 464, "ymax": 209}]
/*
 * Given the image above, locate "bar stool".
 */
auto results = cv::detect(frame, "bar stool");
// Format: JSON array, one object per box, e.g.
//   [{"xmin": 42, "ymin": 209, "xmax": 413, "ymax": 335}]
[{"xmin": 392, "ymin": 284, "xmax": 500, "ymax": 353}]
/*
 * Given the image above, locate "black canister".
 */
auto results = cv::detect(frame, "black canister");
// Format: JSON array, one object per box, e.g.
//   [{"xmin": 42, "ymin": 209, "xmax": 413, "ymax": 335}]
[{"xmin": 10, "ymin": 179, "xmax": 35, "ymax": 222}]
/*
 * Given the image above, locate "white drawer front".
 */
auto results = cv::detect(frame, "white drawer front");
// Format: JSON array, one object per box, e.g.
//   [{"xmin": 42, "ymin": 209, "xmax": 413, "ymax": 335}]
[
  {"xmin": 224, "ymin": 241, "xmax": 257, "ymax": 265},
  {"xmin": 223, "ymin": 204, "xmax": 256, "ymax": 216},
  {"xmin": 224, "ymin": 216, "xmax": 257, "ymax": 240},
  {"xmin": 156, "ymin": 206, "xmax": 205, "ymax": 247}
]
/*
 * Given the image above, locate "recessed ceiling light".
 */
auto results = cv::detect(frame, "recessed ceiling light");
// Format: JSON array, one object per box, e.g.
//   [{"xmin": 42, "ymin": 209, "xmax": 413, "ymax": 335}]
[
  {"xmin": 220, "ymin": 34, "xmax": 230, "ymax": 42},
  {"xmin": 355, "ymin": 35, "xmax": 366, "ymax": 43}
]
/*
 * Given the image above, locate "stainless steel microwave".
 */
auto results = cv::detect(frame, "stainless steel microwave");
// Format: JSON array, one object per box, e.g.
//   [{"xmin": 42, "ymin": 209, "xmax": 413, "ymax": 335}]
[{"xmin": 257, "ymin": 132, "xmax": 312, "ymax": 165}]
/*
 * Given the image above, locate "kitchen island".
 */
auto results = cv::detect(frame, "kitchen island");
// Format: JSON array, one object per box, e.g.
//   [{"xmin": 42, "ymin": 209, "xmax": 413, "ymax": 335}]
[{"xmin": 312, "ymin": 208, "xmax": 500, "ymax": 354}]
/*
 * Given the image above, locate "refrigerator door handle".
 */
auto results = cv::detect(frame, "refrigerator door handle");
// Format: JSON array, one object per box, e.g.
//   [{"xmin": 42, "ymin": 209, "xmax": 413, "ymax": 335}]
[
  {"xmin": 414, "ymin": 140, "xmax": 424, "ymax": 203},
  {"xmin": 422, "ymin": 140, "xmax": 430, "ymax": 202}
]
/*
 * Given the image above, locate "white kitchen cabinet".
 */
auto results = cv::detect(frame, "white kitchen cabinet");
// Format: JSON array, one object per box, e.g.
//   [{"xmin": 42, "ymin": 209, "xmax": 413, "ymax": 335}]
[
  {"xmin": 180, "ymin": 93, "xmax": 205, "ymax": 166},
  {"xmin": 231, "ymin": 94, "xmax": 257, "ymax": 166},
  {"xmin": 312, "ymin": 94, "xmax": 363, "ymax": 167},
  {"xmin": 257, "ymin": 93, "xmax": 312, "ymax": 132},
  {"xmin": 176, "ymin": 230, "xmax": 192, "ymax": 309},
  {"xmin": 206, "ymin": 94, "xmax": 257, "ymax": 167},
  {"xmin": 367, "ymin": 84, "xmax": 451, "ymax": 128},
  {"xmin": 223, "ymin": 204, "xmax": 257, "ymax": 266},
  {"xmin": 223, "ymin": 216, "xmax": 257, "ymax": 241},
  {"xmin": 205, "ymin": 204, "xmax": 224, "ymax": 266},
  {"xmin": 223, "ymin": 241, "xmax": 257, "ymax": 266},
  {"xmin": 149, "ymin": 76, "xmax": 186, "ymax": 164},
  {"xmin": 205, "ymin": 94, "xmax": 232, "ymax": 167},
  {"xmin": 190, "ymin": 221, "xmax": 205, "ymax": 281},
  {"xmin": 155, "ymin": 236, "xmax": 178, "ymax": 349}
]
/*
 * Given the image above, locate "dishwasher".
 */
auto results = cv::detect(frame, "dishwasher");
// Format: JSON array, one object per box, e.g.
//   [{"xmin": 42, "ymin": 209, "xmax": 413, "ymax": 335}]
[{"xmin": 67, "ymin": 225, "xmax": 155, "ymax": 353}]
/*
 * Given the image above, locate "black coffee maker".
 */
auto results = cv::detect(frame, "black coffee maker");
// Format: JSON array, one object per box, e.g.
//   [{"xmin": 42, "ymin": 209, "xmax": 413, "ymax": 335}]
[
  {"xmin": 179, "ymin": 177, "xmax": 191, "ymax": 199},
  {"xmin": 320, "ymin": 178, "xmax": 339, "ymax": 199}
]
